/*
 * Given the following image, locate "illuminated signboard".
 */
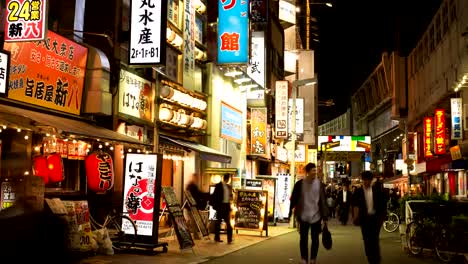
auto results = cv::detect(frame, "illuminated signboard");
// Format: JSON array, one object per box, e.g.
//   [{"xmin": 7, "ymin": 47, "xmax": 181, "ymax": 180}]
[
  {"xmin": 275, "ymin": 81, "xmax": 288, "ymax": 138},
  {"xmin": 118, "ymin": 70, "xmax": 154, "ymax": 122},
  {"xmin": 221, "ymin": 102, "xmax": 243, "ymax": 144},
  {"xmin": 5, "ymin": 0, "xmax": 48, "ymax": 42},
  {"xmin": 317, "ymin": 136, "xmax": 371, "ymax": 152},
  {"xmin": 424, "ymin": 117, "xmax": 433, "ymax": 157},
  {"xmin": 251, "ymin": 107, "xmax": 267, "ymax": 155},
  {"xmin": 451, "ymin": 98, "xmax": 462, "ymax": 140},
  {"xmin": 217, "ymin": 0, "xmax": 249, "ymax": 64},
  {"xmin": 434, "ymin": 109, "xmax": 446, "ymax": 155}
]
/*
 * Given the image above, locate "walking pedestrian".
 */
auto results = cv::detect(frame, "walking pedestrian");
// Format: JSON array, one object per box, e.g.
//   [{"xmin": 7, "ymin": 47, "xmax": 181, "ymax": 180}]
[
  {"xmin": 289, "ymin": 163, "xmax": 329, "ymax": 264},
  {"xmin": 210, "ymin": 173, "xmax": 233, "ymax": 243},
  {"xmin": 186, "ymin": 173, "xmax": 207, "ymax": 210},
  {"xmin": 354, "ymin": 171, "xmax": 386, "ymax": 264},
  {"xmin": 337, "ymin": 181, "xmax": 351, "ymax": 225}
]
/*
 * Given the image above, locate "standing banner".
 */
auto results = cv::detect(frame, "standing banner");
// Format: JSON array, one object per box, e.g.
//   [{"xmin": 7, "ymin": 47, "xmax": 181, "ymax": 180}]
[
  {"xmin": 129, "ymin": 0, "xmax": 166, "ymax": 65},
  {"xmin": 250, "ymin": 107, "xmax": 267, "ymax": 155},
  {"xmin": 4, "ymin": 30, "xmax": 88, "ymax": 115},
  {"xmin": 276, "ymin": 173, "xmax": 291, "ymax": 219},
  {"xmin": 123, "ymin": 153, "xmax": 163, "ymax": 245},
  {"xmin": 217, "ymin": 0, "xmax": 249, "ymax": 64},
  {"xmin": 5, "ymin": 0, "xmax": 48, "ymax": 42},
  {"xmin": 162, "ymin": 186, "xmax": 195, "ymax": 249}
]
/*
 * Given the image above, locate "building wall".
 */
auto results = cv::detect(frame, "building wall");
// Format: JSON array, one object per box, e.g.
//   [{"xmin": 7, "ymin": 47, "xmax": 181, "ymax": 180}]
[{"xmin": 318, "ymin": 109, "xmax": 351, "ymax": 136}]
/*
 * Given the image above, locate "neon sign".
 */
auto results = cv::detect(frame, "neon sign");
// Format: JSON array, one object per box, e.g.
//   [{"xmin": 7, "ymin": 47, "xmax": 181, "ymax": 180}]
[
  {"xmin": 434, "ymin": 109, "xmax": 446, "ymax": 155},
  {"xmin": 423, "ymin": 117, "xmax": 433, "ymax": 157}
]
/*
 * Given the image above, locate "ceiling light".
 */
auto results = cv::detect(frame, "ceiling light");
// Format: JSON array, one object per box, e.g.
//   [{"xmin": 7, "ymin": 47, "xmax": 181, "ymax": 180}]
[
  {"xmin": 234, "ymin": 77, "xmax": 251, "ymax": 84},
  {"xmin": 326, "ymin": 3, "xmax": 333, "ymax": 7},
  {"xmin": 225, "ymin": 70, "xmax": 243, "ymax": 77},
  {"xmin": 296, "ymin": 7, "xmax": 300, "ymax": 12}
]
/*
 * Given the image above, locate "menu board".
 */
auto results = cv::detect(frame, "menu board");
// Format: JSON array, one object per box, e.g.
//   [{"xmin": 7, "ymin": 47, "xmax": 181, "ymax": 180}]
[
  {"xmin": 185, "ymin": 190, "xmax": 209, "ymax": 237},
  {"xmin": 234, "ymin": 190, "xmax": 267, "ymax": 231},
  {"xmin": 162, "ymin": 187, "xmax": 194, "ymax": 249}
]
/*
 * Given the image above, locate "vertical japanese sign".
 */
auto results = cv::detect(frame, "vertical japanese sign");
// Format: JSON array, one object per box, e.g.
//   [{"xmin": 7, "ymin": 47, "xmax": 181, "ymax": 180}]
[
  {"xmin": 247, "ymin": 31, "xmax": 264, "ymax": 87},
  {"xmin": 129, "ymin": 0, "xmax": 166, "ymax": 64},
  {"xmin": 434, "ymin": 109, "xmax": 446, "ymax": 155},
  {"xmin": 217, "ymin": 0, "xmax": 249, "ymax": 64},
  {"xmin": 275, "ymin": 81, "xmax": 288, "ymax": 138},
  {"xmin": 118, "ymin": 70, "xmax": 153, "ymax": 122},
  {"xmin": 4, "ymin": 31, "xmax": 88, "ymax": 115},
  {"xmin": 5, "ymin": 0, "xmax": 47, "ymax": 42},
  {"xmin": 250, "ymin": 107, "xmax": 267, "ymax": 155},
  {"xmin": 123, "ymin": 153, "xmax": 159, "ymax": 237},
  {"xmin": 451, "ymin": 98, "xmax": 462, "ymax": 140},
  {"xmin": 183, "ymin": 0, "xmax": 195, "ymax": 88},
  {"xmin": 423, "ymin": 117, "xmax": 433, "ymax": 158},
  {"xmin": 275, "ymin": 173, "xmax": 290, "ymax": 219},
  {"xmin": 288, "ymin": 98, "xmax": 304, "ymax": 137},
  {"xmin": 0, "ymin": 51, "xmax": 10, "ymax": 94}
]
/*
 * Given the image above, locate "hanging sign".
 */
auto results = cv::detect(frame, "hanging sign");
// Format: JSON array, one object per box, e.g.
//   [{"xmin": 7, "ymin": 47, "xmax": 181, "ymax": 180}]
[
  {"xmin": 247, "ymin": 31, "xmax": 265, "ymax": 88},
  {"xmin": 118, "ymin": 70, "xmax": 153, "ymax": 122},
  {"xmin": 424, "ymin": 117, "xmax": 433, "ymax": 157},
  {"xmin": 4, "ymin": 30, "xmax": 88, "ymax": 115},
  {"xmin": 451, "ymin": 98, "xmax": 462, "ymax": 140},
  {"xmin": 221, "ymin": 102, "xmax": 243, "ymax": 144},
  {"xmin": 275, "ymin": 81, "xmax": 288, "ymax": 138},
  {"xmin": 0, "ymin": 51, "xmax": 10, "ymax": 94},
  {"xmin": 288, "ymin": 98, "xmax": 304, "ymax": 137},
  {"xmin": 129, "ymin": 0, "xmax": 166, "ymax": 65},
  {"xmin": 434, "ymin": 109, "xmax": 446, "ymax": 155},
  {"xmin": 250, "ymin": 107, "xmax": 267, "ymax": 155},
  {"xmin": 123, "ymin": 153, "xmax": 162, "ymax": 238},
  {"xmin": 4, "ymin": 0, "xmax": 48, "ymax": 42},
  {"xmin": 217, "ymin": 0, "xmax": 249, "ymax": 64}
]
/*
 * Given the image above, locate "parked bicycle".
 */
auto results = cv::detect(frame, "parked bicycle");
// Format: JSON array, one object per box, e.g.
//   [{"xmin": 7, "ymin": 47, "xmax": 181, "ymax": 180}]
[
  {"xmin": 90, "ymin": 208, "xmax": 138, "ymax": 251},
  {"xmin": 383, "ymin": 209, "xmax": 399, "ymax": 233}
]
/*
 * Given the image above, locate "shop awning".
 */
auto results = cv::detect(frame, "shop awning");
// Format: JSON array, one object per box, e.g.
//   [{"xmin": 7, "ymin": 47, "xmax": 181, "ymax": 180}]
[
  {"xmin": 0, "ymin": 104, "xmax": 148, "ymax": 146},
  {"xmin": 160, "ymin": 135, "xmax": 232, "ymax": 163}
]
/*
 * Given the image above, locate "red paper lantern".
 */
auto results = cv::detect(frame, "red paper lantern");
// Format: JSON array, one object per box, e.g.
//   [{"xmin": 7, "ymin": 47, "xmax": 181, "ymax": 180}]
[
  {"xmin": 85, "ymin": 151, "xmax": 114, "ymax": 193},
  {"xmin": 32, "ymin": 155, "xmax": 49, "ymax": 184},
  {"xmin": 47, "ymin": 153, "xmax": 64, "ymax": 183}
]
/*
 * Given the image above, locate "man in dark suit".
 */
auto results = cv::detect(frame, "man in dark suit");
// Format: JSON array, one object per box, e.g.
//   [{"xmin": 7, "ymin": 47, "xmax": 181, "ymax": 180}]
[
  {"xmin": 210, "ymin": 173, "xmax": 233, "ymax": 243},
  {"xmin": 354, "ymin": 171, "xmax": 386, "ymax": 264},
  {"xmin": 337, "ymin": 181, "xmax": 351, "ymax": 225}
]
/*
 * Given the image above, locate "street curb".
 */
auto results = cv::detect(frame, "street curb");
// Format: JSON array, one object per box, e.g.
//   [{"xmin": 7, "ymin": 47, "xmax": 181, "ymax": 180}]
[{"xmin": 194, "ymin": 229, "xmax": 297, "ymax": 263}]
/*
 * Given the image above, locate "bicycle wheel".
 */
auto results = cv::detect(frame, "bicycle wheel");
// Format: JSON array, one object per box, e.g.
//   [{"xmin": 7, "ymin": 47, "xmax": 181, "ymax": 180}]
[
  {"xmin": 406, "ymin": 222, "xmax": 423, "ymax": 256},
  {"xmin": 383, "ymin": 213, "xmax": 399, "ymax": 233},
  {"xmin": 105, "ymin": 214, "xmax": 137, "ymax": 251},
  {"xmin": 434, "ymin": 227, "xmax": 454, "ymax": 263}
]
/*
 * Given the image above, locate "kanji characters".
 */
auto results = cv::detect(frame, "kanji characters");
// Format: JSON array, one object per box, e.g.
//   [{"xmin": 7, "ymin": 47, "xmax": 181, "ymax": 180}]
[
  {"xmin": 220, "ymin": 32, "xmax": 240, "ymax": 51},
  {"xmin": 221, "ymin": 0, "xmax": 236, "ymax": 10}
]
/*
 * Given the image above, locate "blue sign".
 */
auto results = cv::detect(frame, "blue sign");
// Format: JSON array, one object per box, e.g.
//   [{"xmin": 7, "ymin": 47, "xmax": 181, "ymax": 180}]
[
  {"xmin": 217, "ymin": 0, "xmax": 249, "ymax": 64},
  {"xmin": 221, "ymin": 102, "xmax": 243, "ymax": 143}
]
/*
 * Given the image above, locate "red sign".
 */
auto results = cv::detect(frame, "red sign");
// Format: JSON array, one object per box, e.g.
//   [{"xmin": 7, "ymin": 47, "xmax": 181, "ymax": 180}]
[
  {"xmin": 424, "ymin": 117, "xmax": 433, "ymax": 157},
  {"xmin": 434, "ymin": 109, "xmax": 446, "ymax": 155},
  {"xmin": 4, "ymin": 0, "xmax": 48, "ymax": 42}
]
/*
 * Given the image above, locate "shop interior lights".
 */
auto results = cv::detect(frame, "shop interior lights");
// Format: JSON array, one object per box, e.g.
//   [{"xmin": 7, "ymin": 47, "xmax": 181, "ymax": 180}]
[
  {"xmin": 224, "ymin": 68, "xmax": 243, "ymax": 77},
  {"xmin": 234, "ymin": 77, "xmax": 251, "ymax": 84},
  {"xmin": 454, "ymin": 74, "xmax": 468, "ymax": 92}
]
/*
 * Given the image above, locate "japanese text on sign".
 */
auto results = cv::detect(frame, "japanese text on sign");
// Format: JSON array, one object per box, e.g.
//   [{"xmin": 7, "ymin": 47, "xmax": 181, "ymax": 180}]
[
  {"xmin": 424, "ymin": 117, "xmax": 433, "ymax": 158},
  {"xmin": 247, "ymin": 32, "xmax": 265, "ymax": 88},
  {"xmin": 4, "ymin": 30, "xmax": 88, "ymax": 115},
  {"xmin": 275, "ymin": 81, "xmax": 288, "ymax": 138},
  {"xmin": 217, "ymin": 0, "xmax": 249, "ymax": 64},
  {"xmin": 250, "ymin": 108, "xmax": 267, "ymax": 155},
  {"xmin": 129, "ymin": 0, "xmax": 164, "ymax": 64},
  {"xmin": 118, "ymin": 70, "xmax": 153, "ymax": 122},
  {"xmin": 434, "ymin": 109, "xmax": 446, "ymax": 155},
  {"xmin": 451, "ymin": 98, "xmax": 463, "ymax": 140},
  {"xmin": 0, "ymin": 52, "xmax": 10, "ymax": 94},
  {"xmin": 5, "ymin": 0, "xmax": 47, "ymax": 42},
  {"xmin": 123, "ymin": 153, "xmax": 158, "ymax": 236}
]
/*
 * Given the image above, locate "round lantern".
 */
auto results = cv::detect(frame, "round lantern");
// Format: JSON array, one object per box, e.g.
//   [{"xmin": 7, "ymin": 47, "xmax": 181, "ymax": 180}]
[
  {"xmin": 85, "ymin": 151, "xmax": 114, "ymax": 193},
  {"xmin": 32, "ymin": 155, "xmax": 49, "ymax": 184},
  {"xmin": 47, "ymin": 153, "xmax": 65, "ymax": 183}
]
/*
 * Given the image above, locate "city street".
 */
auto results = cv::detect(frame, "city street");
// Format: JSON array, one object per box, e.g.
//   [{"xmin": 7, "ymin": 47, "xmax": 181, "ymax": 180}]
[{"xmin": 204, "ymin": 220, "xmax": 439, "ymax": 264}]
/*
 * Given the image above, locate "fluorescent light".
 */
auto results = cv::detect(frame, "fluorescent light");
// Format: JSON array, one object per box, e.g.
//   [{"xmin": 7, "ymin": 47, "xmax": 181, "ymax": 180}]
[
  {"xmin": 326, "ymin": 3, "xmax": 332, "ymax": 7},
  {"xmin": 305, "ymin": 81, "xmax": 316, "ymax": 86},
  {"xmin": 296, "ymin": 7, "xmax": 300, "ymax": 12},
  {"xmin": 234, "ymin": 77, "xmax": 251, "ymax": 84},
  {"xmin": 225, "ymin": 71, "xmax": 243, "ymax": 77}
]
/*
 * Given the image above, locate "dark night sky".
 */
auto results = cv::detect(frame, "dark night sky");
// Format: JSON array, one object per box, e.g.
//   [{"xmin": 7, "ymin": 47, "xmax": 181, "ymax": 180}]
[{"xmin": 308, "ymin": 0, "xmax": 442, "ymax": 124}]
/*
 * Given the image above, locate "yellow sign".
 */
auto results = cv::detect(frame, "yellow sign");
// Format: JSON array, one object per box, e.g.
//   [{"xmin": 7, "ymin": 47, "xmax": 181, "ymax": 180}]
[{"xmin": 250, "ymin": 108, "xmax": 267, "ymax": 155}]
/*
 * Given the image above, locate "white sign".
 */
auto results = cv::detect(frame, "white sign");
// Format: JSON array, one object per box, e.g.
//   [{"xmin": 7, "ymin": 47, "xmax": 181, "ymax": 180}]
[
  {"xmin": 0, "ymin": 52, "xmax": 9, "ymax": 94},
  {"xmin": 246, "ymin": 89, "xmax": 265, "ymax": 100},
  {"xmin": 126, "ymin": 124, "xmax": 145, "ymax": 142},
  {"xmin": 276, "ymin": 145, "xmax": 288, "ymax": 162},
  {"xmin": 276, "ymin": 173, "xmax": 291, "ymax": 218},
  {"xmin": 279, "ymin": 0, "xmax": 296, "ymax": 24},
  {"xmin": 183, "ymin": 0, "xmax": 195, "ymax": 89},
  {"xmin": 288, "ymin": 144, "xmax": 306, "ymax": 163},
  {"xmin": 288, "ymin": 98, "xmax": 304, "ymax": 135},
  {"xmin": 451, "ymin": 98, "xmax": 463, "ymax": 140},
  {"xmin": 129, "ymin": 0, "xmax": 164, "ymax": 64},
  {"xmin": 247, "ymin": 32, "xmax": 265, "ymax": 88},
  {"xmin": 118, "ymin": 70, "xmax": 153, "ymax": 122},
  {"xmin": 123, "ymin": 153, "xmax": 158, "ymax": 236},
  {"xmin": 275, "ymin": 81, "xmax": 289, "ymax": 138}
]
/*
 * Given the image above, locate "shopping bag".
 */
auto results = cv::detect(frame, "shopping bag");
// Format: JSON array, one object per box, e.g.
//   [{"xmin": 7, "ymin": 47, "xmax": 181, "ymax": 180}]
[{"xmin": 322, "ymin": 223, "xmax": 332, "ymax": 250}]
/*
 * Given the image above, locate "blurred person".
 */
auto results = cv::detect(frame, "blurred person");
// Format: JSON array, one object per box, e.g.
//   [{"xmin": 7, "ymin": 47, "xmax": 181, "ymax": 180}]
[
  {"xmin": 354, "ymin": 171, "xmax": 386, "ymax": 264},
  {"xmin": 210, "ymin": 173, "xmax": 233, "ymax": 243},
  {"xmin": 289, "ymin": 163, "xmax": 329, "ymax": 264},
  {"xmin": 186, "ymin": 173, "xmax": 206, "ymax": 210},
  {"xmin": 326, "ymin": 192, "xmax": 336, "ymax": 218},
  {"xmin": 337, "ymin": 182, "xmax": 351, "ymax": 225}
]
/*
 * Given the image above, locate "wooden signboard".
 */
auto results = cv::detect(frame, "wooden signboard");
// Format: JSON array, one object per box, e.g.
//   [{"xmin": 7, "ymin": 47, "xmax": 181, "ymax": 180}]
[
  {"xmin": 185, "ymin": 190, "xmax": 209, "ymax": 237},
  {"xmin": 234, "ymin": 189, "xmax": 268, "ymax": 236},
  {"xmin": 162, "ymin": 187, "xmax": 194, "ymax": 249}
]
